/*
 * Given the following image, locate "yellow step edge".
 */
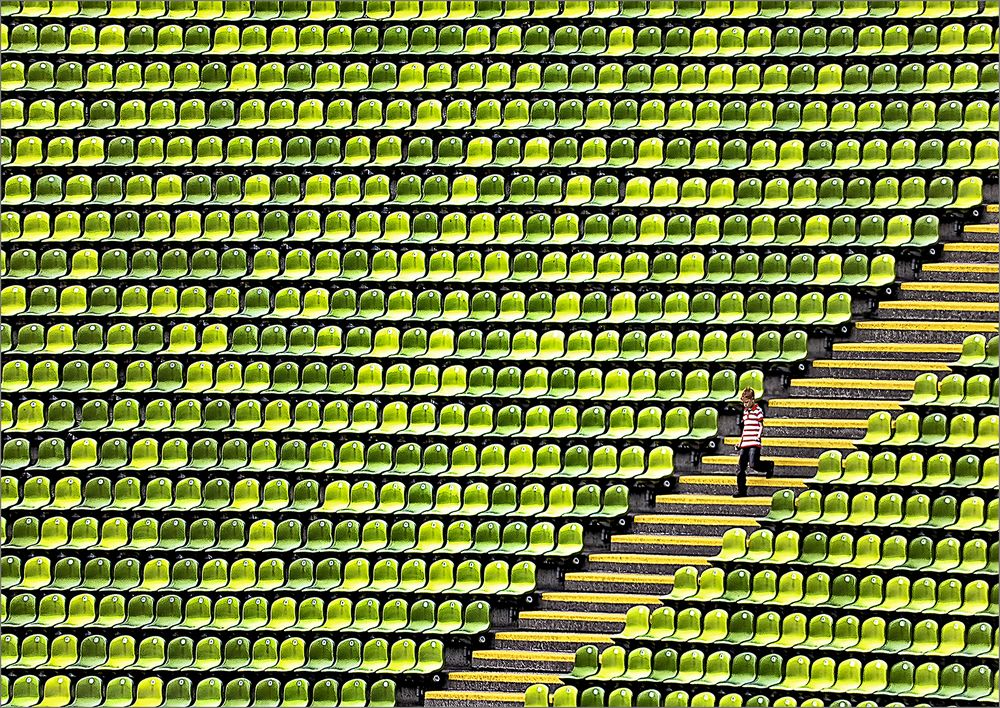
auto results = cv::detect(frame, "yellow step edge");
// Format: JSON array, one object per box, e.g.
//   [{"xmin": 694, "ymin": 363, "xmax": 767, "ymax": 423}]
[
  {"xmin": 768, "ymin": 398, "xmax": 902, "ymax": 411},
  {"xmin": 900, "ymin": 282, "xmax": 999, "ymax": 294},
  {"xmin": 495, "ymin": 631, "xmax": 615, "ymax": 644},
  {"xmin": 588, "ymin": 553, "xmax": 710, "ymax": 566},
  {"xmin": 856, "ymin": 320, "xmax": 999, "ymax": 332},
  {"xmin": 680, "ymin": 475, "xmax": 808, "ymax": 490},
  {"xmin": 565, "ymin": 572, "xmax": 675, "ymax": 585},
  {"xmin": 790, "ymin": 377, "xmax": 915, "ymax": 391},
  {"xmin": 880, "ymin": 300, "xmax": 999, "ymax": 313},
  {"xmin": 520, "ymin": 610, "xmax": 626, "ymax": 622},
  {"xmin": 446, "ymin": 672, "xmax": 563, "ymax": 685},
  {"xmin": 812, "ymin": 359, "xmax": 951, "ymax": 371},
  {"xmin": 767, "ymin": 417, "xmax": 870, "ymax": 429},
  {"xmin": 944, "ymin": 242, "xmax": 999, "ymax": 253},
  {"xmin": 634, "ymin": 513, "xmax": 761, "ymax": 525},
  {"xmin": 541, "ymin": 592, "xmax": 663, "ymax": 605},
  {"xmin": 922, "ymin": 263, "xmax": 998, "ymax": 274},
  {"xmin": 678, "ymin": 475, "xmax": 808, "ymax": 488},
  {"xmin": 473, "ymin": 649, "xmax": 575, "ymax": 663},
  {"xmin": 703, "ymin": 455, "xmax": 819, "ymax": 468},
  {"xmin": 832, "ymin": 343, "xmax": 962, "ymax": 354},
  {"xmin": 655, "ymin": 493, "xmax": 773, "ymax": 505},
  {"xmin": 965, "ymin": 223, "xmax": 999, "ymax": 232},
  {"xmin": 425, "ymin": 691, "xmax": 526, "ymax": 702},
  {"xmin": 612, "ymin": 534, "xmax": 726, "ymax": 546},
  {"xmin": 987, "ymin": 204, "xmax": 999, "ymax": 213},
  {"xmin": 722, "ymin": 436, "xmax": 855, "ymax": 449}
]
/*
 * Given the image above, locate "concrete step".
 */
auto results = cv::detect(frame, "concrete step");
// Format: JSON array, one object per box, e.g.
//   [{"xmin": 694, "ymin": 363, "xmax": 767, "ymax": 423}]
[
  {"xmin": 876, "ymin": 300, "xmax": 998, "ymax": 322},
  {"xmin": 610, "ymin": 533, "xmax": 723, "ymax": 556},
  {"xmin": 898, "ymin": 281, "xmax": 999, "ymax": 303},
  {"xmin": 425, "ymin": 688, "xmax": 526, "ymax": 707},
  {"xmin": 511, "ymin": 609, "xmax": 627, "ymax": 633},
  {"xmin": 961, "ymin": 223, "xmax": 1000, "ymax": 242},
  {"xmin": 487, "ymin": 637, "xmax": 612, "ymax": 674},
  {"xmin": 584, "ymin": 552, "xmax": 711, "ymax": 576},
  {"xmin": 470, "ymin": 648, "xmax": 575, "ymax": 672},
  {"xmin": 919, "ymin": 261, "xmax": 998, "ymax": 283},
  {"xmin": 630, "ymin": 511, "xmax": 762, "ymax": 535},
  {"xmin": 852, "ymin": 320, "xmax": 998, "ymax": 344},
  {"xmin": 808, "ymin": 357, "xmax": 953, "ymax": 380},
  {"xmin": 561, "ymin": 570, "xmax": 676, "ymax": 595},
  {"xmin": 698, "ymin": 454, "xmax": 818, "ymax": 480},
  {"xmin": 437, "ymin": 672, "xmax": 560, "ymax": 694},
  {"xmin": 674, "ymin": 474, "xmax": 808, "ymax": 497},
  {"xmin": 537, "ymin": 591, "xmax": 662, "ymax": 613},
  {"xmin": 652, "ymin": 493, "xmax": 774, "ymax": 517},
  {"xmin": 828, "ymin": 341, "xmax": 962, "ymax": 363},
  {"xmin": 721, "ymin": 435, "xmax": 854, "ymax": 457},
  {"xmin": 767, "ymin": 397, "xmax": 901, "ymax": 419},
  {"xmin": 939, "ymin": 242, "xmax": 999, "ymax": 263},
  {"xmin": 760, "ymin": 416, "xmax": 869, "ymax": 437},
  {"xmin": 787, "ymin": 376, "xmax": 914, "ymax": 400},
  {"xmin": 492, "ymin": 630, "xmax": 615, "ymax": 652}
]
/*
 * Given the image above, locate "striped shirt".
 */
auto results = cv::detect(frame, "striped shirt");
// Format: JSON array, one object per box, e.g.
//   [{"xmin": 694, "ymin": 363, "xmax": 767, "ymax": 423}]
[{"xmin": 739, "ymin": 404, "xmax": 765, "ymax": 449}]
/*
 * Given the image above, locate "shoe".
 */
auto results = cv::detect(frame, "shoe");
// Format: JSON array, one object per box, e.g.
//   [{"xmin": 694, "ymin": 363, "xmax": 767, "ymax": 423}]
[{"xmin": 733, "ymin": 488, "xmax": 747, "ymax": 498}]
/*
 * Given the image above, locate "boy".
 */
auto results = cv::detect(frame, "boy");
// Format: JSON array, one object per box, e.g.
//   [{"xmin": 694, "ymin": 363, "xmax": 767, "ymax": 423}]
[{"xmin": 735, "ymin": 388, "xmax": 766, "ymax": 497}]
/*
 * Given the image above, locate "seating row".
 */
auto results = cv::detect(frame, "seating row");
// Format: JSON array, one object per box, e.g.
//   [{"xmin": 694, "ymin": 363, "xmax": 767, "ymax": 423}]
[
  {"xmin": 814, "ymin": 450, "xmax": 998, "ymax": 489},
  {"xmin": 1, "ymin": 632, "xmax": 445, "ymax": 673},
  {"xmin": 5, "ymin": 57, "xmax": 996, "ymax": 94},
  {"xmin": 3, "ymin": 515, "xmax": 586, "ymax": 556},
  {"xmin": 3, "ymin": 592, "xmax": 490, "ymax": 634},
  {"xmin": 716, "ymin": 528, "xmax": 996, "ymax": 576},
  {"xmin": 0, "ymin": 322, "xmax": 809, "ymax": 363},
  {"xmin": 5, "ymin": 0, "xmax": 996, "ymax": 20},
  {"xmin": 4, "ymin": 21, "xmax": 996, "ymax": 57},
  {"xmin": 907, "ymin": 372, "xmax": 998, "ymax": 407},
  {"xmin": 8, "ymin": 134, "xmax": 996, "ymax": 171},
  {"xmin": 766, "ymin": 489, "xmax": 998, "ymax": 532},
  {"xmin": 0, "ymin": 358, "xmax": 760, "ymax": 400},
  {"xmin": 575, "ymin": 637, "xmax": 994, "ymax": 684},
  {"xmin": 0, "ymin": 476, "xmax": 631, "ymax": 516},
  {"xmin": 4, "ymin": 96, "xmax": 995, "ymax": 132},
  {"xmin": 2, "ymin": 553, "xmax": 539, "ymax": 595},
  {"xmin": 0, "ymin": 285, "xmax": 856, "ymax": 326},
  {"xmin": 551, "ymin": 648, "xmax": 997, "ymax": 699},
  {"xmin": 858, "ymin": 411, "xmax": 998, "ymax": 449},
  {"xmin": 525, "ymin": 684, "xmax": 969, "ymax": 708},
  {"xmin": 1, "ymin": 436, "xmax": 676, "ymax": 479},
  {"xmin": 1, "ymin": 247, "xmax": 900, "ymax": 289},
  {"xmin": 668, "ymin": 565, "xmax": 996, "ymax": 616},
  {"xmin": 617, "ymin": 606, "xmax": 995, "ymax": 657},
  {"xmin": 1, "ymin": 209, "xmax": 942, "ymax": 248},
  {"xmin": 0, "ymin": 400, "xmax": 718, "ymax": 441},
  {"xmin": 2, "ymin": 673, "xmax": 394, "ymax": 708},
  {"xmin": 3, "ymin": 172, "xmax": 984, "ymax": 210}
]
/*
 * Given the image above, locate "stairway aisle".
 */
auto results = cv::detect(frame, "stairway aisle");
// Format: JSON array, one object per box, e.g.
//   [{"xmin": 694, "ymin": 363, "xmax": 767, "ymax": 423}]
[
  {"xmin": 703, "ymin": 205, "xmax": 1000, "ymax": 480},
  {"xmin": 424, "ymin": 204, "xmax": 999, "ymax": 707},
  {"xmin": 425, "ymin": 491, "xmax": 772, "ymax": 705}
]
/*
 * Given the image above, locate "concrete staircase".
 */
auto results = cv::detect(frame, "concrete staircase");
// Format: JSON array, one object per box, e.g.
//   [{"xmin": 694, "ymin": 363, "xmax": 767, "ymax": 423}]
[{"xmin": 424, "ymin": 203, "xmax": 998, "ymax": 707}]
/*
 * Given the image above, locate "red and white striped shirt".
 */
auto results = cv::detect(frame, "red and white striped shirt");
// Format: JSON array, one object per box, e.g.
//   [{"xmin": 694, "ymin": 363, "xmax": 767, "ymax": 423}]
[{"xmin": 739, "ymin": 404, "xmax": 765, "ymax": 448}]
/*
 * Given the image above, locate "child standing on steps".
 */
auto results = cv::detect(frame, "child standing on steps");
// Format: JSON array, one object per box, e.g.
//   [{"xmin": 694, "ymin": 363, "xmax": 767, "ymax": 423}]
[{"xmin": 734, "ymin": 388, "xmax": 768, "ymax": 498}]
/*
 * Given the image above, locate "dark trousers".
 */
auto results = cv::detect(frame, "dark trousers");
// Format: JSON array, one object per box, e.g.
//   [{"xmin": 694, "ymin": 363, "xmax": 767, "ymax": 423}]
[{"xmin": 736, "ymin": 446, "xmax": 761, "ymax": 494}]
